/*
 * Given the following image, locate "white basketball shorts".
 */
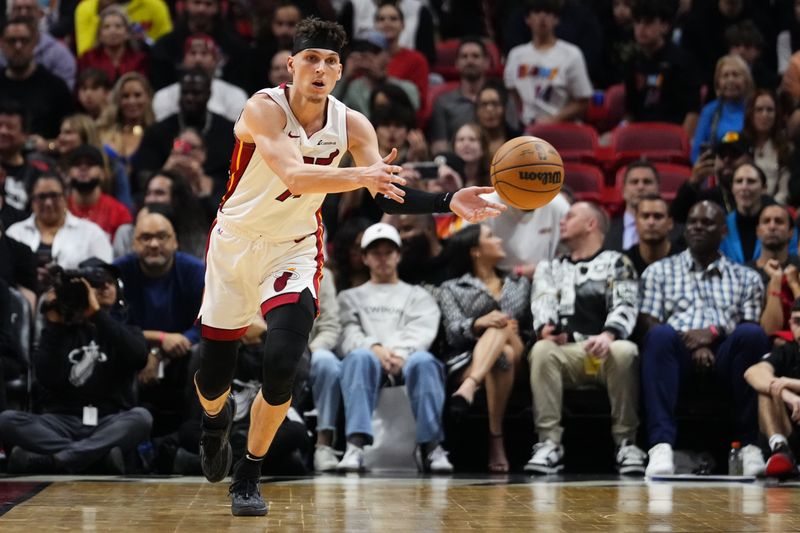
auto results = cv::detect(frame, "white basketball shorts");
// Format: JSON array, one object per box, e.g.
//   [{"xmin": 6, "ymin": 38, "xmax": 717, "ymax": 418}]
[{"xmin": 198, "ymin": 217, "xmax": 324, "ymax": 340}]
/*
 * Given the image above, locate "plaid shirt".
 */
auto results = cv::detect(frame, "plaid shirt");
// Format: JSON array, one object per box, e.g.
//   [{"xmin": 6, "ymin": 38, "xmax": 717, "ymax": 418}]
[{"xmin": 640, "ymin": 250, "xmax": 763, "ymax": 334}]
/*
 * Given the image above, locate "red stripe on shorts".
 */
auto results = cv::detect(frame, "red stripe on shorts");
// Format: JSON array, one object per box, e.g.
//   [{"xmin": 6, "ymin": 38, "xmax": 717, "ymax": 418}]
[
  {"xmin": 312, "ymin": 210, "xmax": 324, "ymax": 316},
  {"xmin": 261, "ymin": 292, "xmax": 302, "ymax": 316},
  {"xmin": 201, "ymin": 323, "xmax": 249, "ymax": 341}
]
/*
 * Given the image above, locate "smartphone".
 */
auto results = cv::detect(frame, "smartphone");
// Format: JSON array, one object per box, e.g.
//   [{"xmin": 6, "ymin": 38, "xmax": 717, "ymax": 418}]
[
  {"xmin": 408, "ymin": 155, "xmax": 447, "ymax": 180},
  {"xmin": 699, "ymin": 142, "xmax": 713, "ymax": 157}
]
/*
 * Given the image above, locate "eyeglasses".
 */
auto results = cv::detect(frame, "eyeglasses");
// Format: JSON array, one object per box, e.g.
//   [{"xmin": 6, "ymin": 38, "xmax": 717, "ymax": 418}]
[
  {"xmin": 31, "ymin": 191, "xmax": 63, "ymax": 203},
  {"xmin": 136, "ymin": 232, "xmax": 173, "ymax": 244},
  {"xmin": 5, "ymin": 36, "xmax": 32, "ymax": 45}
]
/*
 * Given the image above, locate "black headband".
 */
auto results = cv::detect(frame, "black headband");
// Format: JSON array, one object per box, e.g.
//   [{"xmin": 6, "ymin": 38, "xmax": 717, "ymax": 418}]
[{"xmin": 292, "ymin": 35, "xmax": 341, "ymax": 55}]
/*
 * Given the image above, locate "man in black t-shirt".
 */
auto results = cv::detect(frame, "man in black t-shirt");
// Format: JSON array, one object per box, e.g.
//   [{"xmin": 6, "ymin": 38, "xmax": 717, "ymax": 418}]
[
  {"xmin": 624, "ymin": 0, "xmax": 699, "ymax": 130},
  {"xmin": 744, "ymin": 299, "xmax": 800, "ymax": 478}
]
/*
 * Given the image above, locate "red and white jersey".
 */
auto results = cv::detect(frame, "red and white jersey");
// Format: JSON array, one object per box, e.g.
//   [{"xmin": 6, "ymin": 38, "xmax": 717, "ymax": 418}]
[{"xmin": 217, "ymin": 85, "xmax": 348, "ymax": 241}]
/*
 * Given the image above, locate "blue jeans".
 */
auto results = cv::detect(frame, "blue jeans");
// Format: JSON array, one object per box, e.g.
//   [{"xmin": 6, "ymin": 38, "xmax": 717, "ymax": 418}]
[
  {"xmin": 340, "ymin": 348, "xmax": 445, "ymax": 444},
  {"xmin": 641, "ymin": 323, "xmax": 769, "ymax": 447},
  {"xmin": 309, "ymin": 349, "xmax": 342, "ymax": 432}
]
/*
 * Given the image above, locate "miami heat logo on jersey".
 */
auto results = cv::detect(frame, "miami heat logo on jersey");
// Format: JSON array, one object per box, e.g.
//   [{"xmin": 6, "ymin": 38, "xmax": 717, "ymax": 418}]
[{"xmin": 217, "ymin": 85, "xmax": 348, "ymax": 241}]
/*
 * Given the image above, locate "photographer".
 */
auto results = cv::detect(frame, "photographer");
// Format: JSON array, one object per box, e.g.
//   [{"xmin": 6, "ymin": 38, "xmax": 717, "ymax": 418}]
[{"xmin": 0, "ymin": 258, "xmax": 151, "ymax": 474}]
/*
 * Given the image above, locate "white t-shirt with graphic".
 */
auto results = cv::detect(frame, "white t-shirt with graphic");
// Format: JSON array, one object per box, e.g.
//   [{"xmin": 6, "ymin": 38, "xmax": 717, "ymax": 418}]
[{"xmin": 504, "ymin": 39, "xmax": 593, "ymax": 125}]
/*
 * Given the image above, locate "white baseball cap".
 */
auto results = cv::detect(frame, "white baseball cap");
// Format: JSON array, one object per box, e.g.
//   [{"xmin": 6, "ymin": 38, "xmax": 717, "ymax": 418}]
[{"xmin": 360, "ymin": 222, "xmax": 402, "ymax": 250}]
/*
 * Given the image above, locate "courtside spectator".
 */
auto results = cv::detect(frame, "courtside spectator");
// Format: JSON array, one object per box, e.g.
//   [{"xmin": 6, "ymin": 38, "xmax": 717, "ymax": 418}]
[
  {"xmin": 308, "ymin": 267, "xmax": 343, "ymax": 472},
  {"xmin": 336, "ymin": 223, "xmax": 452, "ymax": 473},
  {"xmin": 0, "ymin": 260, "xmax": 151, "ymax": 474},
  {"xmin": 437, "ymin": 224, "xmax": 530, "ymax": 473},
  {"xmin": 114, "ymin": 212, "xmax": 204, "ymax": 435},
  {"xmin": 744, "ymin": 300, "xmax": 800, "ymax": 478},
  {"xmin": 527, "ymin": 201, "xmax": 644, "ymax": 475},
  {"xmin": 746, "ymin": 205, "xmax": 800, "ymax": 339},
  {"xmin": 640, "ymin": 201, "xmax": 769, "ymax": 477}
]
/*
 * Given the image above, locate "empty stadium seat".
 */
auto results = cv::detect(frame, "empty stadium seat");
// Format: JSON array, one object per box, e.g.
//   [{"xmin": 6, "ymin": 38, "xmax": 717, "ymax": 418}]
[
  {"xmin": 525, "ymin": 122, "xmax": 599, "ymax": 163},
  {"xmin": 564, "ymin": 162, "xmax": 604, "ymax": 203},
  {"xmin": 585, "ymin": 83, "xmax": 626, "ymax": 133},
  {"xmin": 610, "ymin": 122, "xmax": 690, "ymax": 169}
]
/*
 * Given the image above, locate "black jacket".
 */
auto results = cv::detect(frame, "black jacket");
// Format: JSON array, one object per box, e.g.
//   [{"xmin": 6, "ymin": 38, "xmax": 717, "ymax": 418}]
[{"xmin": 34, "ymin": 310, "xmax": 148, "ymax": 417}]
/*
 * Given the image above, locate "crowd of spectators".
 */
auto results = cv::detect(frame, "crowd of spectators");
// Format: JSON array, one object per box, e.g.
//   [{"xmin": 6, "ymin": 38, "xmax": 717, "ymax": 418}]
[{"xmin": 4, "ymin": 0, "xmax": 800, "ymax": 479}]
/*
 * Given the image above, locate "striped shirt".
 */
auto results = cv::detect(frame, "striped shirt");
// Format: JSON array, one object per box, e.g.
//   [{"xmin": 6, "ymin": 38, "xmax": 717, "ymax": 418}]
[{"xmin": 640, "ymin": 250, "xmax": 763, "ymax": 334}]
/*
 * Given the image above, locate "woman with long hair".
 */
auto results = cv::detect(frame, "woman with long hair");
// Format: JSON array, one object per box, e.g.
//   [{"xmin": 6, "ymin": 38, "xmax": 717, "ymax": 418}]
[
  {"xmin": 743, "ymin": 89, "xmax": 792, "ymax": 204},
  {"xmin": 97, "ymin": 72, "xmax": 155, "ymax": 179},
  {"xmin": 437, "ymin": 224, "xmax": 530, "ymax": 472},
  {"xmin": 77, "ymin": 6, "xmax": 149, "ymax": 85},
  {"xmin": 453, "ymin": 123, "xmax": 491, "ymax": 187},
  {"xmin": 475, "ymin": 82, "xmax": 522, "ymax": 161},
  {"xmin": 691, "ymin": 54, "xmax": 753, "ymax": 162}
]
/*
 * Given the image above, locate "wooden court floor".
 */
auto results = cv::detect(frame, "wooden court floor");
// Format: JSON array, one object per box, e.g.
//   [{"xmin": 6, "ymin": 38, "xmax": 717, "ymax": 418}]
[{"xmin": 1, "ymin": 475, "xmax": 800, "ymax": 532}]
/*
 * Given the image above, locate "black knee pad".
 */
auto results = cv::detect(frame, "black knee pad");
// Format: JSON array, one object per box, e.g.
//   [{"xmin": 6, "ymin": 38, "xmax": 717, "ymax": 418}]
[
  {"xmin": 261, "ymin": 289, "xmax": 315, "ymax": 405},
  {"xmin": 194, "ymin": 338, "xmax": 239, "ymax": 401}
]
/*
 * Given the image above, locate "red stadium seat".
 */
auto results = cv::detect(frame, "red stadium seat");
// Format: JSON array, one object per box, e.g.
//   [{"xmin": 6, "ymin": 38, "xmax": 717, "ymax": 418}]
[
  {"xmin": 525, "ymin": 122, "xmax": 599, "ymax": 163},
  {"xmin": 610, "ymin": 122, "xmax": 690, "ymax": 169},
  {"xmin": 614, "ymin": 162, "xmax": 692, "ymax": 202},
  {"xmin": 433, "ymin": 39, "xmax": 504, "ymax": 81},
  {"xmin": 563, "ymin": 162, "xmax": 604, "ymax": 203},
  {"xmin": 585, "ymin": 83, "xmax": 626, "ymax": 133}
]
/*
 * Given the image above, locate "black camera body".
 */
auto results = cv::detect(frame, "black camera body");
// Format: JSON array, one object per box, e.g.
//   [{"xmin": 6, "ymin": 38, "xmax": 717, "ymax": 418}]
[{"xmin": 42, "ymin": 266, "xmax": 109, "ymax": 324}]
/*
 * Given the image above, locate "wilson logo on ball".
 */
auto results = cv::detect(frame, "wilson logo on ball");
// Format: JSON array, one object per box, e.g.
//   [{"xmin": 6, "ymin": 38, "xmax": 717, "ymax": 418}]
[{"xmin": 518, "ymin": 170, "xmax": 562, "ymax": 184}]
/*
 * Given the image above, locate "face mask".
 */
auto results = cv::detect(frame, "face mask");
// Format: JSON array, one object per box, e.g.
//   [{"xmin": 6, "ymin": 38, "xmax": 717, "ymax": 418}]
[{"xmin": 71, "ymin": 177, "xmax": 101, "ymax": 193}]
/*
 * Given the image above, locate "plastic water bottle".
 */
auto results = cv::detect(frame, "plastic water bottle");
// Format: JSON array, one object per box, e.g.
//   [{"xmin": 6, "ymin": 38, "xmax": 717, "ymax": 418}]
[{"xmin": 728, "ymin": 441, "xmax": 743, "ymax": 476}]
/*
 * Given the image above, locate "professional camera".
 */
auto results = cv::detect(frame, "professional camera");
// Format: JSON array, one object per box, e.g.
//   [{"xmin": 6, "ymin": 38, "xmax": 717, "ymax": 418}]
[{"xmin": 41, "ymin": 265, "xmax": 111, "ymax": 324}]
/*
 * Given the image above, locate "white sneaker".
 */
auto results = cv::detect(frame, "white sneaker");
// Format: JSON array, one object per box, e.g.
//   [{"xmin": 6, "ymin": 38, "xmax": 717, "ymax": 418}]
[
  {"xmin": 616, "ymin": 439, "xmax": 647, "ymax": 476},
  {"xmin": 645, "ymin": 443, "xmax": 674, "ymax": 478},
  {"xmin": 741, "ymin": 444, "xmax": 766, "ymax": 477},
  {"xmin": 421, "ymin": 445, "xmax": 454, "ymax": 474},
  {"xmin": 524, "ymin": 439, "xmax": 564, "ymax": 475},
  {"xmin": 336, "ymin": 443, "xmax": 365, "ymax": 472},
  {"xmin": 314, "ymin": 445, "xmax": 340, "ymax": 472}
]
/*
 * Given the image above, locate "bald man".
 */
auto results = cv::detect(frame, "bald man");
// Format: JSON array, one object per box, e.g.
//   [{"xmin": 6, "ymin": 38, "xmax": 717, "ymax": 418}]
[
  {"xmin": 527, "ymin": 201, "xmax": 645, "ymax": 475},
  {"xmin": 114, "ymin": 212, "xmax": 206, "ymax": 435},
  {"xmin": 639, "ymin": 201, "xmax": 769, "ymax": 477}
]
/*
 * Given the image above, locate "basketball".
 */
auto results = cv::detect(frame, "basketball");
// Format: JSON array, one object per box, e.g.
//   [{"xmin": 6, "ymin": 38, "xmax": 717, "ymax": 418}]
[{"xmin": 490, "ymin": 136, "xmax": 564, "ymax": 210}]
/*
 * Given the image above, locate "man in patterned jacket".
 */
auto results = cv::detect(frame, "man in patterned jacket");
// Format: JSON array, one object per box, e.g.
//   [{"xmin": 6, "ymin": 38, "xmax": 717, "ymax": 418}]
[
  {"xmin": 640, "ymin": 201, "xmax": 769, "ymax": 477},
  {"xmin": 526, "ymin": 201, "xmax": 646, "ymax": 475}
]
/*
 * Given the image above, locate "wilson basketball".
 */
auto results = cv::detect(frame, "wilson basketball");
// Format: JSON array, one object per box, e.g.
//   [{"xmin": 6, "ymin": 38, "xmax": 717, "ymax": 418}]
[{"xmin": 490, "ymin": 136, "xmax": 564, "ymax": 210}]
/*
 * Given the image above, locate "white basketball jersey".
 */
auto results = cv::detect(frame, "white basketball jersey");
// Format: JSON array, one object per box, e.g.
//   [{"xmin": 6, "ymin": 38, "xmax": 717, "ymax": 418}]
[{"xmin": 217, "ymin": 85, "xmax": 348, "ymax": 241}]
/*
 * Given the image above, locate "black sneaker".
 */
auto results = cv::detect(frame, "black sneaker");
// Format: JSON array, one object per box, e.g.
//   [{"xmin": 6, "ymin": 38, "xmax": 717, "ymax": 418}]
[
  {"xmin": 766, "ymin": 443, "xmax": 798, "ymax": 479},
  {"xmin": 200, "ymin": 395, "xmax": 235, "ymax": 483},
  {"xmin": 7, "ymin": 447, "xmax": 57, "ymax": 474},
  {"xmin": 229, "ymin": 475, "xmax": 268, "ymax": 516}
]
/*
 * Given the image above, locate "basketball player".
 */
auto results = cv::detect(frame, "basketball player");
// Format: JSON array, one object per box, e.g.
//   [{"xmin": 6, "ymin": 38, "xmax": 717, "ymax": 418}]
[{"xmin": 193, "ymin": 18, "xmax": 506, "ymax": 516}]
